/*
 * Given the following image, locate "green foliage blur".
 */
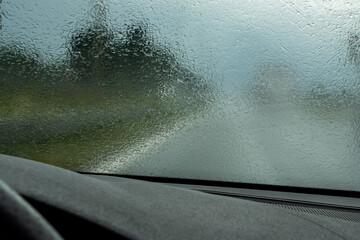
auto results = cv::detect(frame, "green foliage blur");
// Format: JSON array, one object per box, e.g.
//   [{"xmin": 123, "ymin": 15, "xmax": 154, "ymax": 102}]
[{"xmin": 0, "ymin": 19, "xmax": 213, "ymax": 169}]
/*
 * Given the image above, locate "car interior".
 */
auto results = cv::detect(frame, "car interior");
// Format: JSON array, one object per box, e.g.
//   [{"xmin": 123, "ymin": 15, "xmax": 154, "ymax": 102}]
[
  {"xmin": 1, "ymin": 154, "xmax": 360, "ymax": 239},
  {"xmin": 2, "ymin": 0, "xmax": 360, "ymax": 239}
]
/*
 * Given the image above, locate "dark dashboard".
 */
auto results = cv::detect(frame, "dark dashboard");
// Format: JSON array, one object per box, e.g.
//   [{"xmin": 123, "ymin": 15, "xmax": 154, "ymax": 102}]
[{"xmin": 1, "ymin": 154, "xmax": 360, "ymax": 240}]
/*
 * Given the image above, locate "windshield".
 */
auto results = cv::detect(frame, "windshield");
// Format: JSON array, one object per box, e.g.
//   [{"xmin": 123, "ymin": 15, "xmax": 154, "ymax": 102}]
[{"xmin": 1, "ymin": 0, "xmax": 360, "ymax": 192}]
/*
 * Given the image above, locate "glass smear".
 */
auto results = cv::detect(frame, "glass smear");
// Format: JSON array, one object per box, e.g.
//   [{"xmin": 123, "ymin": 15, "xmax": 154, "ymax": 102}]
[{"xmin": 1, "ymin": 0, "xmax": 360, "ymax": 191}]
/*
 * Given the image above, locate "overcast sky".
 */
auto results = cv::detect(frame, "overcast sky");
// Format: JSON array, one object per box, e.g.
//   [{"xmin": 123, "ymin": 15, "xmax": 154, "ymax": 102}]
[{"xmin": 1, "ymin": 0, "xmax": 360, "ymax": 91}]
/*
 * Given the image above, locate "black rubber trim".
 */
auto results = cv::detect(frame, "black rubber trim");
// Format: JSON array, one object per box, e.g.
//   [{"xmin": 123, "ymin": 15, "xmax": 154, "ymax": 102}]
[
  {"xmin": 79, "ymin": 172, "xmax": 360, "ymax": 198},
  {"xmin": 198, "ymin": 190, "xmax": 360, "ymax": 212}
]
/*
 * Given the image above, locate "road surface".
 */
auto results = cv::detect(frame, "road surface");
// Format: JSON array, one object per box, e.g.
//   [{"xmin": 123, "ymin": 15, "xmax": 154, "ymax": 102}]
[{"xmin": 88, "ymin": 93, "xmax": 360, "ymax": 192}]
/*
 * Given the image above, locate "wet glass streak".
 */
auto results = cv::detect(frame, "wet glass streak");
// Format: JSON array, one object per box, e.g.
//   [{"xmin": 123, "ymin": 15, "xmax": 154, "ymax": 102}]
[{"xmin": 1, "ymin": 0, "xmax": 360, "ymax": 191}]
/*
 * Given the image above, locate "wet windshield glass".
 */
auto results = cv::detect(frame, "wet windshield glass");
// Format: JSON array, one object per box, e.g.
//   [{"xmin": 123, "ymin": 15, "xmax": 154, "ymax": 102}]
[{"xmin": 1, "ymin": 0, "xmax": 360, "ymax": 191}]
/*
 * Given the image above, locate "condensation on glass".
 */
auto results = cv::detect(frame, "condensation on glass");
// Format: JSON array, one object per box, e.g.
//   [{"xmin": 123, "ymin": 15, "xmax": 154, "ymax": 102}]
[{"xmin": 1, "ymin": 0, "xmax": 360, "ymax": 191}]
